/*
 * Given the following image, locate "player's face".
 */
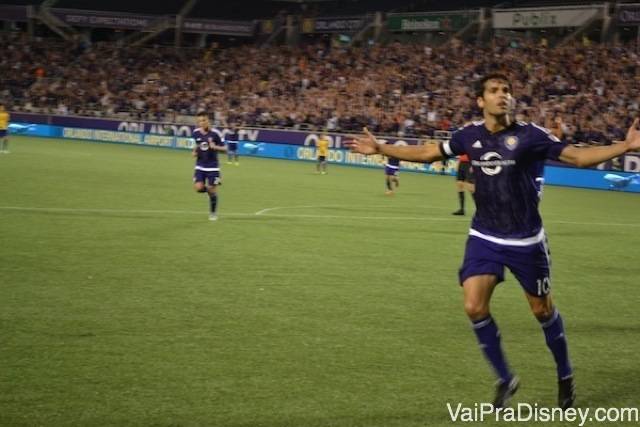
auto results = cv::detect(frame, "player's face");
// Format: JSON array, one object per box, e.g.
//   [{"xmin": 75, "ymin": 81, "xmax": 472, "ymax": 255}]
[
  {"xmin": 477, "ymin": 79, "xmax": 512, "ymax": 117},
  {"xmin": 197, "ymin": 116, "xmax": 210, "ymax": 129}
]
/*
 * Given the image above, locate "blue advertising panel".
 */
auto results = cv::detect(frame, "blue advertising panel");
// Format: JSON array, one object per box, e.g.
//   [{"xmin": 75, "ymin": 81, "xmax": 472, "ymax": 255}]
[{"xmin": 9, "ymin": 116, "xmax": 640, "ymax": 193}]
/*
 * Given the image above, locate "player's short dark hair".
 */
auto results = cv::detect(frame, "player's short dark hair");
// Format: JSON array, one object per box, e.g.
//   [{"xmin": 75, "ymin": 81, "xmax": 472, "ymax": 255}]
[
  {"xmin": 196, "ymin": 111, "xmax": 208, "ymax": 118},
  {"xmin": 475, "ymin": 73, "xmax": 512, "ymax": 98}
]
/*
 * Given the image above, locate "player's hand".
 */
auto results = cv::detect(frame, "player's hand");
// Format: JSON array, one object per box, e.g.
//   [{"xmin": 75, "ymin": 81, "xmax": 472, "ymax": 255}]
[
  {"xmin": 624, "ymin": 118, "xmax": 640, "ymax": 151},
  {"xmin": 345, "ymin": 127, "xmax": 381, "ymax": 155}
]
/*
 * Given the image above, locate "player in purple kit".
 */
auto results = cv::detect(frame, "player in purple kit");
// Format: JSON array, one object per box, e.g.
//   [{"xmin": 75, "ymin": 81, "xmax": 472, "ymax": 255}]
[
  {"xmin": 225, "ymin": 124, "xmax": 240, "ymax": 165},
  {"xmin": 347, "ymin": 73, "xmax": 640, "ymax": 408},
  {"xmin": 192, "ymin": 112, "xmax": 227, "ymax": 221},
  {"xmin": 384, "ymin": 155, "xmax": 400, "ymax": 195}
]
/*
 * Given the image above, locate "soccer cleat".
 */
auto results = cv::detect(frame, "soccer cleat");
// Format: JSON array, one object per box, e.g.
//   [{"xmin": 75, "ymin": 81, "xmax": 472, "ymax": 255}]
[
  {"xmin": 452, "ymin": 209, "xmax": 465, "ymax": 216},
  {"xmin": 558, "ymin": 377, "xmax": 576, "ymax": 409},
  {"xmin": 209, "ymin": 214, "xmax": 218, "ymax": 221},
  {"xmin": 385, "ymin": 190, "xmax": 394, "ymax": 196},
  {"xmin": 493, "ymin": 376, "xmax": 519, "ymax": 408}
]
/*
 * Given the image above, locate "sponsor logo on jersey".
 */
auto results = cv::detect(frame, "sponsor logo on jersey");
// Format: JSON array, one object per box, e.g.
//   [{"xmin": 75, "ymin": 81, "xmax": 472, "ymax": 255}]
[{"xmin": 472, "ymin": 152, "xmax": 516, "ymax": 175}]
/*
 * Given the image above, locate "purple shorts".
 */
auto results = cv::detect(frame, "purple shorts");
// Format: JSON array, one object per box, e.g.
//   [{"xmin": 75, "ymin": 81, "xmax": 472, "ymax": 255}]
[
  {"xmin": 193, "ymin": 170, "xmax": 221, "ymax": 186},
  {"xmin": 459, "ymin": 234, "xmax": 552, "ymax": 296},
  {"xmin": 385, "ymin": 166, "xmax": 399, "ymax": 176},
  {"xmin": 227, "ymin": 142, "xmax": 238, "ymax": 152},
  {"xmin": 0, "ymin": 130, "xmax": 6, "ymax": 137}
]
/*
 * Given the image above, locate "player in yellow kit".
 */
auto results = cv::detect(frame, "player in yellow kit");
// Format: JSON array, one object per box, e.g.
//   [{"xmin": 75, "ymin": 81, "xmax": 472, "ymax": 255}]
[
  {"xmin": 316, "ymin": 132, "xmax": 330, "ymax": 174},
  {"xmin": 0, "ymin": 104, "xmax": 9, "ymax": 154}
]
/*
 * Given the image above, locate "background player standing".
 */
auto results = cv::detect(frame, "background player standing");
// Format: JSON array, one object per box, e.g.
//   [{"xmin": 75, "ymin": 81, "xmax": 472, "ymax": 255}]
[
  {"xmin": 384, "ymin": 154, "xmax": 400, "ymax": 195},
  {"xmin": 0, "ymin": 104, "xmax": 10, "ymax": 154},
  {"xmin": 316, "ymin": 132, "xmax": 330, "ymax": 174},
  {"xmin": 452, "ymin": 154, "xmax": 475, "ymax": 215},
  {"xmin": 225, "ymin": 124, "xmax": 240, "ymax": 165},
  {"xmin": 192, "ymin": 112, "xmax": 227, "ymax": 221}
]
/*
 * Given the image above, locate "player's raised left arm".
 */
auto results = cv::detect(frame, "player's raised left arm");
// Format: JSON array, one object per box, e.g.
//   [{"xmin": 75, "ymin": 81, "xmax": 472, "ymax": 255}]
[
  {"xmin": 559, "ymin": 118, "xmax": 639, "ymax": 168},
  {"xmin": 346, "ymin": 128, "xmax": 444, "ymax": 163}
]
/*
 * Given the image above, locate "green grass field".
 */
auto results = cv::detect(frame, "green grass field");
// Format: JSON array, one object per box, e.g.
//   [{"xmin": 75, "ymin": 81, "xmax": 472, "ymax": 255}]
[{"xmin": 1, "ymin": 136, "xmax": 639, "ymax": 427}]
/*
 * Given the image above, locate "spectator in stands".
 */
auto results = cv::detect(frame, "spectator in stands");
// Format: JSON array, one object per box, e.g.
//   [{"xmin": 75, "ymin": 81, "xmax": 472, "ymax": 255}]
[{"xmin": 1, "ymin": 31, "xmax": 638, "ymax": 144}]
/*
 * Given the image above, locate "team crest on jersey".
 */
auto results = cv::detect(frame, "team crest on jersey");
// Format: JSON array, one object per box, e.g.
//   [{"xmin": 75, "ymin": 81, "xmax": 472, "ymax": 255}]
[{"xmin": 504, "ymin": 136, "xmax": 519, "ymax": 150}]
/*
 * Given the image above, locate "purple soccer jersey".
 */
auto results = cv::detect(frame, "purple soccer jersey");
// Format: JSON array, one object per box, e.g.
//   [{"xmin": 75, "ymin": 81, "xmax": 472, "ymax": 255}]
[
  {"xmin": 193, "ymin": 127, "xmax": 224, "ymax": 184},
  {"xmin": 225, "ymin": 130, "xmax": 239, "ymax": 152},
  {"xmin": 194, "ymin": 128, "xmax": 224, "ymax": 169},
  {"xmin": 439, "ymin": 121, "xmax": 567, "ymax": 294},
  {"xmin": 441, "ymin": 121, "xmax": 566, "ymax": 240}
]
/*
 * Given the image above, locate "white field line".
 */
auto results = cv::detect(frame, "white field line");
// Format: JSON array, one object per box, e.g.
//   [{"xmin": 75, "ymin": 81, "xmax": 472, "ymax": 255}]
[
  {"xmin": 0, "ymin": 206, "xmax": 251, "ymax": 216},
  {"xmin": 0, "ymin": 205, "xmax": 638, "ymax": 227},
  {"xmin": 254, "ymin": 204, "xmax": 452, "ymax": 216}
]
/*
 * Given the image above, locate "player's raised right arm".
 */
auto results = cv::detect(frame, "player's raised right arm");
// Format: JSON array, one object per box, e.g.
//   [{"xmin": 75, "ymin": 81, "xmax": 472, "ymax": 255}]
[{"xmin": 346, "ymin": 128, "xmax": 444, "ymax": 163}]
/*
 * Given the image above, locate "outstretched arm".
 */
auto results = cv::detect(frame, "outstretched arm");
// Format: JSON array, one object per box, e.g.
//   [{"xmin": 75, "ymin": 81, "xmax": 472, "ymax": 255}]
[
  {"xmin": 559, "ymin": 118, "xmax": 639, "ymax": 168},
  {"xmin": 346, "ymin": 128, "xmax": 444, "ymax": 163}
]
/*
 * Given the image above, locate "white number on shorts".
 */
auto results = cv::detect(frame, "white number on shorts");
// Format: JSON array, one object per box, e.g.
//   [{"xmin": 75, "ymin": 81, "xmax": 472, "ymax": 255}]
[{"xmin": 536, "ymin": 277, "xmax": 551, "ymax": 295}]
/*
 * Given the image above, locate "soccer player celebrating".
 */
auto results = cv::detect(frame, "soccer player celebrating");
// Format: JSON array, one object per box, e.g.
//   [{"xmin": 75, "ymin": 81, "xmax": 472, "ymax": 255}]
[
  {"xmin": 384, "ymin": 154, "xmax": 400, "ymax": 195},
  {"xmin": 347, "ymin": 73, "xmax": 640, "ymax": 409},
  {"xmin": 192, "ymin": 112, "xmax": 227, "ymax": 221}
]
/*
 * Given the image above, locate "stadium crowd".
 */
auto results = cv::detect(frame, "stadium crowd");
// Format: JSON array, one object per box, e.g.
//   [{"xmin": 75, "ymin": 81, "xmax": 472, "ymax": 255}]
[{"xmin": 1, "ymin": 31, "xmax": 638, "ymax": 143}]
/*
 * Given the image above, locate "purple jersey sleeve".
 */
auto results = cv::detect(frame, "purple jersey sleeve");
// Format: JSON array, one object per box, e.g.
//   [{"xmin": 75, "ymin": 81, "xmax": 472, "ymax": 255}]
[
  {"xmin": 528, "ymin": 123, "xmax": 567, "ymax": 161},
  {"xmin": 439, "ymin": 127, "xmax": 468, "ymax": 158}
]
